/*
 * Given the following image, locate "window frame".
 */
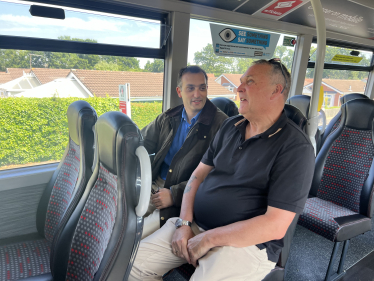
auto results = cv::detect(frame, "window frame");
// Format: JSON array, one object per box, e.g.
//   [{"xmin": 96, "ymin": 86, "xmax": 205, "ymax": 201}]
[
  {"xmin": 0, "ymin": 0, "xmax": 168, "ymax": 172},
  {"xmin": 0, "ymin": 0, "xmax": 168, "ymax": 59}
]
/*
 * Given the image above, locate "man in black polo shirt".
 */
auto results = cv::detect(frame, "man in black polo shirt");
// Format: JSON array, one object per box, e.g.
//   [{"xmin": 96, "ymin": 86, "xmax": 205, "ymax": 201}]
[{"xmin": 129, "ymin": 60, "xmax": 315, "ymax": 281}]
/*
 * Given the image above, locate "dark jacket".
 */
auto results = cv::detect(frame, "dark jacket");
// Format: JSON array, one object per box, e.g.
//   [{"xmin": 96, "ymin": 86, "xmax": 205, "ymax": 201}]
[{"xmin": 141, "ymin": 99, "xmax": 227, "ymax": 226}]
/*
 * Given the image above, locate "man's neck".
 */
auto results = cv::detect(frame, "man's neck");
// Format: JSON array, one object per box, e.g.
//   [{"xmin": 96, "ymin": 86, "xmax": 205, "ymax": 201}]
[{"xmin": 244, "ymin": 111, "xmax": 282, "ymax": 140}]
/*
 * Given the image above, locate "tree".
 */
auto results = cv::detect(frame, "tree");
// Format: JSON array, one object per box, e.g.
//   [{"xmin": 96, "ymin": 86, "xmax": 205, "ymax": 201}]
[
  {"xmin": 0, "ymin": 36, "xmax": 141, "ymax": 72},
  {"xmin": 192, "ymin": 44, "xmax": 295, "ymax": 76},
  {"xmin": 306, "ymin": 46, "xmax": 370, "ymax": 80},
  {"xmin": 233, "ymin": 57, "xmax": 254, "ymax": 74},
  {"xmin": 94, "ymin": 61, "xmax": 121, "ymax": 71},
  {"xmin": 273, "ymin": 45, "xmax": 294, "ymax": 72},
  {"xmin": 193, "ymin": 44, "xmax": 235, "ymax": 75},
  {"xmin": 143, "ymin": 59, "xmax": 164, "ymax": 72}
]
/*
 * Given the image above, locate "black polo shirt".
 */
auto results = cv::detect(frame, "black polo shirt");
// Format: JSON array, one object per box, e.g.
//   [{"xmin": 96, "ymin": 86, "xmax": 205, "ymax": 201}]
[{"xmin": 193, "ymin": 111, "xmax": 315, "ymax": 262}]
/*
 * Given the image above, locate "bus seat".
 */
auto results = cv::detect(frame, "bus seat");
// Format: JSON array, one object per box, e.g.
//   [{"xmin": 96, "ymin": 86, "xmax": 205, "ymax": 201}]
[
  {"xmin": 320, "ymin": 93, "xmax": 369, "ymax": 148},
  {"xmin": 210, "ymin": 97, "xmax": 239, "ymax": 117},
  {"xmin": 284, "ymin": 104, "xmax": 307, "ymax": 132},
  {"xmin": 0, "ymin": 100, "xmax": 97, "ymax": 281},
  {"xmin": 286, "ymin": 95, "xmax": 311, "ymax": 118},
  {"xmin": 340, "ymin": 93, "xmax": 369, "ymax": 105},
  {"xmin": 50, "ymin": 111, "xmax": 151, "ymax": 281},
  {"xmin": 286, "ymin": 95, "xmax": 325, "ymax": 152},
  {"xmin": 298, "ymin": 98, "xmax": 374, "ymax": 281}
]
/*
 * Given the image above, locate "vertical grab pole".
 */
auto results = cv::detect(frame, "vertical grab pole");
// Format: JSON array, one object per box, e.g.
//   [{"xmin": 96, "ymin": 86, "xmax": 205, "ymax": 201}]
[{"xmin": 307, "ymin": 0, "xmax": 326, "ymax": 155}]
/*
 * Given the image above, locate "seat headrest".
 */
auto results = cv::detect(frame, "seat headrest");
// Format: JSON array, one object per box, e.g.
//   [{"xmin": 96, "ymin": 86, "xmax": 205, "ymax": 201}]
[
  {"xmin": 284, "ymin": 104, "xmax": 307, "ymax": 130},
  {"xmin": 340, "ymin": 93, "xmax": 369, "ymax": 105},
  {"xmin": 286, "ymin": 95, "xmax": 311, "ymax": 118},
  {"xmin": 96, "ymin": 111, "xmax": 140, "ymax": 174},
  {"xmin": 343, "ymin": 99, "xmax": 374, "ymax": 130},
  {"xmin": 67, "ymin": 100, "xmax": 96, "ymax": 144},
  {"xmin": 210, "ymin": 97, "xmax": 239, "ymax": 117}
]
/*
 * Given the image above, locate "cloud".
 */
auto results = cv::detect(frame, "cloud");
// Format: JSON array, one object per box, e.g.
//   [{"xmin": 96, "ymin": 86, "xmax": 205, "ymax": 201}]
[{"xmin": 0, "ymin": 13, "xmax": 160, "ymax": 34}]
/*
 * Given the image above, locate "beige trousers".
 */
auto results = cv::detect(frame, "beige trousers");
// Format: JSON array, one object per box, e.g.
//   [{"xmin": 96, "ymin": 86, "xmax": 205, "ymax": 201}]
[
  {"xmin": 142, "ymin": 177, "xmax": 166, "ymax": 239},
  {"xmin": 129, "ymin": 218, "xmax": 276, "ymax": 281}
]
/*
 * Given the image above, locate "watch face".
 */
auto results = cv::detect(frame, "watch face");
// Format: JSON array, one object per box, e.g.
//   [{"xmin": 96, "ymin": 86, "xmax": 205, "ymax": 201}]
[{"xmin": 175, "ymin": 218, "xmax": 182, "ymax": 228}]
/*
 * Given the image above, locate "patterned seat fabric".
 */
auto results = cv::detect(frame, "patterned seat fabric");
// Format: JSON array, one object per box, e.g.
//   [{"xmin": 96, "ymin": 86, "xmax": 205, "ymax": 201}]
[
  {"xmin": 51, "ymin": 111, "xmax": 144, "ymax": 281},
  {"xmin": 317, "ymin": 127, "xmax": 373, "ymax": 211},
  {"xmin": 299, "ymin": 101, "xmax": 374, "ymax": 242},
  {"xmin": 0, "ymin": 140, "xmax": 81, "ymax": 281},
  {"xmin": 299, "ymin": 197, "xmax": 357, "ymax": 241},
  {"xmin": 0, "ymin": 101, "xmax": 96, "ymax": 281},
  {"xmin": 66, "ymin": 164, "xmax": 117, "ymax": 280},
  {"xmin": 0, "ymin": 240, "xmax": 50, "ymax": 281},
  {"xmin": 45, "ymin": 140, "xmax": 80, "ymax": 241}
]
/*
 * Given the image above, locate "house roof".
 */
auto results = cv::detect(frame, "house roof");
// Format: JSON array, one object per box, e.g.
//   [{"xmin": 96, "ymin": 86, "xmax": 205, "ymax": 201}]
[
  {"xmin": 71, "ymin": 69, "xmax": 234, "ymax": 98},
  {"xmin": 208, "ymin": 81, "xmax": 236, "ymax": 97},
  {"xmin": 4, "ymin": 68, "xmax": 234, "ymax": 99},
  {"xmin": 218, "ymin": 74, "xmax": 242, "ymax": 87},
  {"xmin": 6, "ymin": 68, "xmax": 31, "ymax": 80},
  {"xmin": 304, "ymin": 78, "xmax": 313, "ymax": 86},
  {"xmin": 303, "ymin": 79, "xmax": 367, "ymax": 93},
  {"xmin": 71, "ymin": 69, "xmax": 164, "ymax": 98},
  {"xmin": 322, "ymin": 79, "xmax": 366, "ymax": 93},
  {"xmin": 31, "ymin": 68, "xmax": 71, "ymax": 84},
  {"xmin": 304, "ymin": 80, "xmax": 336, "ymax": 92},
  {"xmin": 0, "ymin": 73, "xmax": 12, "ymax": 84}
]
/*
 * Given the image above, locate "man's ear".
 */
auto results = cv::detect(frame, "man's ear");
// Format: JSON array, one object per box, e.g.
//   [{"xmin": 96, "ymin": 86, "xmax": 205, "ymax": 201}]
[
  {"xmin": 270, "ymin": 84, "xmax": 283, "ymax": 101},
  {"xmin": 176, "ymin": 86, "xmax": 182, "ymax": 98}
]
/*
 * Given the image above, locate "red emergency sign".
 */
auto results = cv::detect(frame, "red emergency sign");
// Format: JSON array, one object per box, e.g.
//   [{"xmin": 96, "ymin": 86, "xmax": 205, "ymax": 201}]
[{"xmin": 261, "ymin": 0, "xmax": 303, "ymax": 16}]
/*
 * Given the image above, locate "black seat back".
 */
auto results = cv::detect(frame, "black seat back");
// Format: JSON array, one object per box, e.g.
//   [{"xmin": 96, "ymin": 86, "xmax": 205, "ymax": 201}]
[
  {"xmin": 36, "ymin": 100, "xmax": 97, "ymax": 243},
  {"xmin": 51, "ymin": 111, "xmax": 144, "ymax": 281},
  {"xmin": 286, "ymin": 95, "xmax": 311, "ymax": 118},
  {"xmin": 284, "ymin": 104, "xmax": 307, "ymax": 132},
  {"xmin": 310, "ymin": 99, "xmax": 374, "ymax": 218},
  {"xmin": 210, "ymin": 97, "xmax": 239, "ymax": 117},
  {"xmin": 340, "ymin": 93, "xmax": 369, "ymax": 105},
  {"xmin": 321, "ymin": 93, "xmax": 370, "ymax": 147}
]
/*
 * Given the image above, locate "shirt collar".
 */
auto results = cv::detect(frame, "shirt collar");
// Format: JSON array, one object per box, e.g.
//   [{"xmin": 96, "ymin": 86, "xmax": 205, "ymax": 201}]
[
  {"xmin": 235, "ymin": 110, "xmax": 288, "ymax": 139},
  {"xmin": 182, "ymin": 108, "xmax": 202, "ymax": 126}
]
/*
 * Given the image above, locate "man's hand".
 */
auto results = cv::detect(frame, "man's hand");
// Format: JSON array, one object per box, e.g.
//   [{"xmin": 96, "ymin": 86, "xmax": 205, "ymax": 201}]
[
  {"xmin": 187, "ymin": 232, "xmax": 213, "ymax": 267},
  {"xmin": 151, "ymin": 188, "xmax": 173, "ymax": 209},
  {"xmin": 171, "ymin": 226, "xmax": 194, "ymax": 263}
]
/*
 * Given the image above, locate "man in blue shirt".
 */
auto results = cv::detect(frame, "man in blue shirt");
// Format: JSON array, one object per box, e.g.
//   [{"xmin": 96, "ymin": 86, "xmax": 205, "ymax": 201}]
[{"xmin": 140, "ymin": 66, "xmax": 227, "ymax": 238}]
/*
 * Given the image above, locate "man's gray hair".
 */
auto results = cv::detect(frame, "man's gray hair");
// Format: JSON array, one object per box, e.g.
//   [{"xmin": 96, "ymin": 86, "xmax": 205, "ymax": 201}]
[
  {"xmin": 177, "ymin": 65, "xmax": 208, "ymax": 88},
  {"xmin": 252, "ymin": 59, "xmax": 291, "ymax": 101}
]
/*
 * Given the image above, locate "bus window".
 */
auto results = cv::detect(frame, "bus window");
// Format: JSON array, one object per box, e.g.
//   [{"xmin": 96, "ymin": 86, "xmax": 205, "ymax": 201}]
[
  {"xmin": 303, "ymin": 44, "xmax": 372, "ymax": 126},
  {"xmin": 0, "ymin": 0, "xmax": 162, "ymax": 49},
  {"xmin": 0, "ymin": 0, "xmax": 165, "ymax": 171},
  {"xmin": 188, "ymin": 19, "xmax": 296, "ymax": 104}
]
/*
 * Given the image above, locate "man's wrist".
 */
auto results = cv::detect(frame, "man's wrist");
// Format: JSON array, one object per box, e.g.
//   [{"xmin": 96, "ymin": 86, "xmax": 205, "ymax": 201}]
[{"xmin": 175, "ymin": 218, "xmax": 192, "ymax": 229}]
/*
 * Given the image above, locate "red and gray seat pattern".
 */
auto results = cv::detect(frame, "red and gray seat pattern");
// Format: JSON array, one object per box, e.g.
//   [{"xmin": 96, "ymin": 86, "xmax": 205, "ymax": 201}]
[
  {"xmin": 0, "ymin": 101, "xmax": 97, "ymax": 281},
  {"xmin": 51, "ymin": 111, "xmax": 149, "ymax": 281},
  {"xmin": 298, "ymin": 98, "xmax": 374, "ymax": 281}
]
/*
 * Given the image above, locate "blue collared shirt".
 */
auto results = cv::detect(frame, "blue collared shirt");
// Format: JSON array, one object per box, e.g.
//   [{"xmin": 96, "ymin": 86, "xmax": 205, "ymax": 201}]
[{"xmin": 160, "ymin": 108, "xmax": 202, "ymax": 180}]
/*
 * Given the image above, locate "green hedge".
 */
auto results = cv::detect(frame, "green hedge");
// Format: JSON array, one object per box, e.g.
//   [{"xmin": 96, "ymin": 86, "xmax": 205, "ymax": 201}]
[{"xmin": 0, "ymin": 97, "xmax": 162, "ymax": 167}]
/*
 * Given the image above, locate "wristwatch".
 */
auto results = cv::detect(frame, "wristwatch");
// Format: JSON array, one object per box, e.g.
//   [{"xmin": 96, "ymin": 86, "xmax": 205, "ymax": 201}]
[{"xmin": 175, "ymin": 218, "xmax": 192, "ymax": 229}]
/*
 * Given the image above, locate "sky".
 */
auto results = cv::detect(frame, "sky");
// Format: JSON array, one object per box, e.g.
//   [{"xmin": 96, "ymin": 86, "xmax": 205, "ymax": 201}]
[{"xmin": 0, "ymin": 0, "xmax": 294, "ymax": 68}]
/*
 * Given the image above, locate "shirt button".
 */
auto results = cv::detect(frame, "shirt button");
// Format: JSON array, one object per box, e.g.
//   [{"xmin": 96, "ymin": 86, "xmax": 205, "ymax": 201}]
[
  {"xmin": 196, "ymin": 129, "xmax": 198, "ymax": 132},
  {"xmin": 169, "ymin": 169, "xmax": 172, "ymax": 173},
  {"xmin": 239, "ymin": 147, "xmax": 242, "ymax": 150},
  {"xmin": 161, "ymin": 217, "xmax": 165, "ymax": 220},
  {"xmin": 204, "ymin": 136, "xmax": 206, "ymax": 138}
]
